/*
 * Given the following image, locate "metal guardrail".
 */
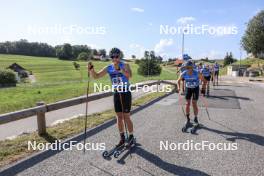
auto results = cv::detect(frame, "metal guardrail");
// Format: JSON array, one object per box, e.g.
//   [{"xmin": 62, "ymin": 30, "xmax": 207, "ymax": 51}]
[{"xmin": 0, "ymin": 80, "xmax": 177, "ymax": 135}]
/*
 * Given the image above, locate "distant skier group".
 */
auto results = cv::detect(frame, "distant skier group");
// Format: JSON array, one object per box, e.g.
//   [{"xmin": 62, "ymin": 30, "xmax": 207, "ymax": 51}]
[{"xmin": 177, "ymin": 54, "xmax": 220, "ymax": 133}]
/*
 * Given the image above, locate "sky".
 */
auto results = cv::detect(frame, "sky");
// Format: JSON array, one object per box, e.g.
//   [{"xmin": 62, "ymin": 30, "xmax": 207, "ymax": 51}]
[{"xmin": 0, "ymin": 0, "xmax": 263, "ymax": 60}]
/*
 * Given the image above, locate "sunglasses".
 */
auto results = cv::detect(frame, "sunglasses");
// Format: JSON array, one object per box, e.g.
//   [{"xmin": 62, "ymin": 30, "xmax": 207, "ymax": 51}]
[{"xmin": 111, "ymin": 55, "xmax": 119, "ymax": 59}]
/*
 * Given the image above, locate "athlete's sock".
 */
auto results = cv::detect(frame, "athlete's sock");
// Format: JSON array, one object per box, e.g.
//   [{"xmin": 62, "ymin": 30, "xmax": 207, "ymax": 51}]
[
  {"xmin": 120, "ymin": 132, "xmax": 125, "ymax": 140},
  {"xmin": 186, "ymin": 114, "xmax": 190, "ymax": 122},
  {"xmin": 194, "ymin": 117, "xmax": 198, "ymax": 123}
]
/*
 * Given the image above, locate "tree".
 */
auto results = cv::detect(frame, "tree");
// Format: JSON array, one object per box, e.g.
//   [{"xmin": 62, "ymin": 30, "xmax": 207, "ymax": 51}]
[
  {"xmin": 0, "ymin": 40, "xmax": 56, "ymax": 57},
  {"xmin": 120, "ymin": 50, "xmax": 124, "ymax": 59},
  {"xmin": 242, "ymin": 10, "xmax": 264, "ymax": 58},
  {"xmin": 77, "ymin": 52, "xmax": 91, "ymax": 61},
  {"xmin": 72, "ymin": 45, "xmax": 92, "ymax": 59},
  {"xmin": 144, "ymin": 51, "xmax": 150, "ymax": 59},
  {"xmin": 137, "ymin": 50, "xmax": 162, "ymax": 76},
  {"xmin": 98, "ymin": 49, "xmax": 106, "ymax": 57},
  {"xmin": 131, "ymin": 55, "xmax": 136, "ymax": 59},
  {"xmin": 223, "ymin": 52, "xmax": 235, "ymax": 66},
  {"xmin": 56, "ymin": 43, "xmax": 73, "ymax": 60},
  {"xmin": 92, "ymin": 49, "xmax": 98, "ymax": 56},
  {"xmin": 135, "ymin": 59, "xmax": 141, "ymax": 64}
]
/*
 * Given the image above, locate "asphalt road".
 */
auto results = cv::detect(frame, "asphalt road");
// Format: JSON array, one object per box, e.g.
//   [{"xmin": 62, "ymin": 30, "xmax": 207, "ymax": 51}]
[{"xmin": 1, "ymin": 77, "xmax": 264, "ymax": 176}]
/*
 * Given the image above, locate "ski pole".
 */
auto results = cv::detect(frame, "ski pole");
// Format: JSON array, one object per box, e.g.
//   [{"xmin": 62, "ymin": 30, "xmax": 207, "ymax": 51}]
[
  {"xmin": 119, "ymin": 92, "xmax": 129, "ymax": 140},
  {"xmin": 199, "ymin": 92, "xmax": 210, "ymax": 120},
  {"xmin": 83, "ymin": 63, "xmax": 91, "ymax": 153},
  {"xmin": 178, "ymin": 92, "xmax": 186, "ymax": 117}
]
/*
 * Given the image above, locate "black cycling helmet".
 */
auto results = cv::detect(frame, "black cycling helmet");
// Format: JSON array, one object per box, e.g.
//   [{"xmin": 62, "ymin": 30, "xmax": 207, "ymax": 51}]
[
  {"xmin": 186, "ymin": 60, "xmax": 193, "ymax": 67},
  {"xmin": 109, "ymin": 47, "xmax": 121, "ymax": 58}
]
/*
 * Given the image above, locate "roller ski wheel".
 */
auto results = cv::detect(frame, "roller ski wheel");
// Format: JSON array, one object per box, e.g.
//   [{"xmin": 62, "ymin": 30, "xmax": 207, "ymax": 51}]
[
  {"xmin": 102, "ymin": 151, "xmax": 109, "ymax": 158},
  {"xmin": 190, "ymin": 123, "xmax": 199, "ymax": 134},
  {"xmin": 113, "ymin": 151, "xmax": 121, "ymax": 158},
  {"xmin": 102, "ymin": 142, "xmax": 125, "ymax": 159}
]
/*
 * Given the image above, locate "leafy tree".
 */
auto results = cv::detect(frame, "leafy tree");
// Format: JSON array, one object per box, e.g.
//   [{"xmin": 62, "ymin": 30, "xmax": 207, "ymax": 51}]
[
  {"xmin": 77, "ymin": 52, "xmax": 91, "ymax": 61},
  {"xmin": 138, "ymin": 50, "xmax": 162, "ymax": 76},
  {"xmin": 135, "ymin": 59, "xmax": 141, "ymax": 64},
  {"xmin": 56, "ymin": 43, "xmax": 73, "ymax": 60},
  {"xmin": 92, "ymin": 49, "xmax": 98, "ymax": 56},
  {"xmin": 131, "ymin": 55, "xmax": 136, "ymax": 59},
  {"xmin": 223, "ymin": 52, "xmax": 235, "ymax": 66},
  {"xmin": 242, "ymin": 10, "xmax": 264, "ymax": 58},
  {"xmin": 0, "ymin": 39, "xmax": 56, "ymax": 57},
  {"xmin": 98, "ymin": 49, "xmax": 106, "ymax": 57},
  {"xmin": 72, "ymin": 45, "xmax": 92, "ymax": 59}
]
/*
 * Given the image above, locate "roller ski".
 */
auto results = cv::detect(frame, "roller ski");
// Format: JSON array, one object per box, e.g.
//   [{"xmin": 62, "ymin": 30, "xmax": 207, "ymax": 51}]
[
  {"xmin": 102, "ymin": 139, "xmax": 126, "ymax": 158},
  {"xmin": 182, "ymin": 121, "xmax": 192, "ymax": 132},
  {"xmin": 190, "ymin": 118, "xmax": 199, "ymax": 134},
  {"xmin": 113, "ymin": 135, "xmax": 136, "ymax": 158}
]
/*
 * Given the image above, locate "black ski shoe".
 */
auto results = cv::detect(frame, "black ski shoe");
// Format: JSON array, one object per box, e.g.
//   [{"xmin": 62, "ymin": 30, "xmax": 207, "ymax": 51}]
[
  {"xmin": 182, "ymin": 121, "xmax": 192, "ymax": 132},
  {"xmin": 126, "ymin": 135, "xmax": 136, "ymax": 148},
  {"xmin": 116, "ymin": 139, "xmax": 125, "ymax": 148},
  {"xmin": 194, "ymin": 117, "xmax": 199, "ymax": 124}
]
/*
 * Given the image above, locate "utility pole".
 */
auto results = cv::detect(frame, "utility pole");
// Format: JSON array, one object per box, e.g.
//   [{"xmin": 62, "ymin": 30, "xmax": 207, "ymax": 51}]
[{"xmin": 181, "ymin": 29, "xmax": 188, "ymax": 57}]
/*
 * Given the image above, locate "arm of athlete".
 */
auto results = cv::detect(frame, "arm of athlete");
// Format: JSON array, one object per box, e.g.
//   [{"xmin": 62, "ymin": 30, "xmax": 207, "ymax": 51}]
[
  {"xmin": 199, "ymin": 72, "xmax": 205, "ymax": 82},
  {"xmin": 121, "ymin": 63, "xmax": 132, "ymax": 79},
  {"xmin": 177, "ymin": 74, "xmax": 183, "ymax": 94}
]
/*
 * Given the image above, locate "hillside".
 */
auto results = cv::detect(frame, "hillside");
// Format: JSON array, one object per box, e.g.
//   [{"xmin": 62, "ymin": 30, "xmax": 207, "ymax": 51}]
[{"xmin": 0, "ymin": 54, "xmax": 177, "ymax": 114}]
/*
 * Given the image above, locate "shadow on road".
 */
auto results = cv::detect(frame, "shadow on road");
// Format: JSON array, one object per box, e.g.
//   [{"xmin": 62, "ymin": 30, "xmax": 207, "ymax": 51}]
[
  {"xmin": 201, "ymin": 125, "xmax": 264, "ymax": 146},
  {"xmin": 0, "ymin": 91, "xmax": 175, "ymax": 176},
  {"xmin": 117, "ymin": 145, "xmax": 210, "ymax": 176},
  {"xmin": 217, "ymin": 84, "xmax": 248, "ymax": 88},
  {"xmin": 208, "ymin": 95, "xmax": 251, "ymax": 101}
]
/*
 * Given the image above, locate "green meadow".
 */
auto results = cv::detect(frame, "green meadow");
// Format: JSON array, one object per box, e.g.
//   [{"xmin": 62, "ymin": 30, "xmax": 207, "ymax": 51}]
[{"xmin": 0, "ymin": 54, "xmax": 178, "ymax": 114}]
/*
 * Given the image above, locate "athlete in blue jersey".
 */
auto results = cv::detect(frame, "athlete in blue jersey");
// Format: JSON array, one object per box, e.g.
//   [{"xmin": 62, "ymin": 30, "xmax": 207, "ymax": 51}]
[
  {"xmin": 88, "ymin": 48, "xmax": 134, "ymax": 147},
  {"xmin": 213, "ymin": 62, "xmax": 220, "ymax": 86},
  {"xmin": 177, "ymin": 60, "xmax": 204, "ymax": 128},
  {"xmin": 178, "ymin": 54, "xmax": 192, "ymax": 94},
  {"xmin": 200, "ymin": 65, "xmax": 212, "ymax": 96}
]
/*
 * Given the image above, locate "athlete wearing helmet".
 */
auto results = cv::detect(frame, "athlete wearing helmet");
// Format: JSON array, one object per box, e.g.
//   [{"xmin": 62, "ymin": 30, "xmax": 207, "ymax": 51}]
[
  {"xmin": 213, "ymin": 62, "xmax": 220, "ymax": 86},
  {"xmin": 200, "ymin": 64, "xmax": 212, "ymax": 96},
  {"xmin": 178, "ymin": 54, "xmax": 192, "ymax": 94},
  {"xmin": 88, "ymin": 47, "xmax": 134, "ymax": 147},
  {"xmin": 177, "ymin": 60, "xmax": 204, "ymax": 129}
]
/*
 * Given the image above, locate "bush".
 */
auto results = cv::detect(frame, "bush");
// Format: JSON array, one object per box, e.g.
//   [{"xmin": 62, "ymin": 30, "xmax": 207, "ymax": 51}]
[
  {"xmin": 73, "ymin": 61, "xmax": 80, "ymax": 70},
  {"xmin": 135, "ymin": 59, "xmax": 141, "ymax": 65},
  {"xmin": 137, "ymin": 58, "xmax": 162, "ymax": 76},
  {"xmin": 0, "ymin": 69, "xmax": 17, "ymax": 85},
  {"xmin": 77, "ymin": 52, "xmax": 90, "ymax": 61}
]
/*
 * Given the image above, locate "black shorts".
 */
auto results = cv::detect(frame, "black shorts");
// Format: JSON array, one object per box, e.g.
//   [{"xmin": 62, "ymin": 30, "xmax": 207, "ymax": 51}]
[
  {"xmin": 214, "ymin": 71, "xmax": 219, "ymax": 76},
  {"xmin": 204, "ymin": 76, "xmax": 211, "ymax": 81},
  {"xmin": 185, "ymin": 86, "xmax": 199, "ymax": 100},
  {"xmin": 114, "ymin": 91, "xmax": 132, "ymax": 113}
]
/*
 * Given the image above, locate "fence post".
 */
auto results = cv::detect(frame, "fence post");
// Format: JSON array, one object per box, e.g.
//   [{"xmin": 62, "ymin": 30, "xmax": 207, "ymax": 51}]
[
  {"xmin": 157, "ymin": 80, "xmax": 160, "ymax": 92},
  {"xmin": 36, "ymin": 102, "xmax": 46, "ymax": 135}
]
